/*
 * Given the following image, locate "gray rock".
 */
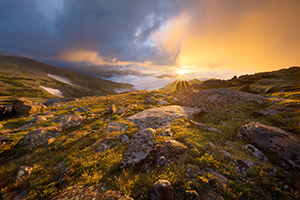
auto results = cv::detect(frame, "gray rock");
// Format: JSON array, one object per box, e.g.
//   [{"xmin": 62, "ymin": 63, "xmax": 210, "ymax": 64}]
[
  {"xmin": 75, "ymin": 107, "xmax": 90, "ymax": 112},
  {"xmin": 16, "ymin": 166, "xmax": 33, "ymax": 181},
  {"xmin": 190, "ymin": 120, "xmax": 221, "ymax": 133},
  {"xmin": 96, "ymin": 134, "xmax": 129, "ymax": 153},
  {"xmin": 181, "ymin": 88, "xmax": 265, "ymax": 110},
  {"xmin": 15, "ymin": 126, "xmax": 61, "ymax": 148},
  {"xmin": 207, "ymin": 168, "xmax": 229, "ymax": 185},
  {"xmin": 234, "ymin": 159, "xmax": 255, "ymax": 177},
  {"xmin": 12, "ymin": 98, "xmax": 46, "ymax": 116},
  {"xmin": 127, "ymin": 105, "xmax": 202, "ymax": 129},
  {"xmin": 157, "ymin": 100, "xmax": 168, "ymax": 105},
  {"xmin": 219, "ymin": 150, "xmax": 233, "ymax": 158},
  {"xmin": 105, "ymin": 121, "xmax": 128, "ymax": 133},
  {"xmin": 121, "ymin": 128, "xmax": 156, "ymax": 168},
  {"xmin": 54, "ymin": 114, "xmax": 84, "ymax": 130},
  {"xmin": 238, "ymin": 122, "xmax": 300, "ymax": 171},
  {"xmin": 185, "ymin": 190, "xmax": 200, "ymax": 200},
  {"xmin": 103, "ymin": 105, "xmax": 117, "ymax": 116},
  {"xmin": 150, "ymin": 179, "xmax": 173, "ymax": 200},
  {"xmin": 243, "ymin": 144, "xmax": 269, "ymax": 162}
]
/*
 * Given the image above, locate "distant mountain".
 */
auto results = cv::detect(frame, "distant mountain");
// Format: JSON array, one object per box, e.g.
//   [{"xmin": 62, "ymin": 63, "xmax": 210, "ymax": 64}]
[{"xmin": 0, "ymin": 54, "xmax": 134, "ymax": 104}]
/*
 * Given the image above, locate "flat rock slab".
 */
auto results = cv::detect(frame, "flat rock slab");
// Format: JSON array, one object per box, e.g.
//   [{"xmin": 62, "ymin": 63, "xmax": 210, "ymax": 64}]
[
  {"xmin": 181, "ymin": 88, "xmax": 266, "ymax": 109},
  {"xmin": 127, "ymin": 106, "xmax": 201, "ymax": 129},
  {"xmin": 238, "ymin": 122, "xmax": 300, "ymax": 171}
]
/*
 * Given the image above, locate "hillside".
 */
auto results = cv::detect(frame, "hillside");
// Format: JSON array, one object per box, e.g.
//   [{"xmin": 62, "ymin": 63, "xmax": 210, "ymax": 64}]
[
  {"xmin": 0, "ymin": 67, "xmax": 299, "ymax": 199},
  {"xmin": 0, "ymin": 55, "xmax": 134, "ymax": 104}
]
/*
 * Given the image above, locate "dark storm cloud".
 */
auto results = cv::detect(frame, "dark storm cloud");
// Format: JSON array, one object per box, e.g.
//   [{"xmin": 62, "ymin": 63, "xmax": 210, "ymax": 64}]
[{"xmin": 0, "ymin": 0, "xmax": 189, "ymax": 64}]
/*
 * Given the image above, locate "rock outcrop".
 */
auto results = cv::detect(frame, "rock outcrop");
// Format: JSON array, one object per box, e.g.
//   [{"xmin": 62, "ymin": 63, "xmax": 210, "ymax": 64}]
[
  {"xmin": 121, "ymin": 128, "xmax": 155, "ymax": 168},
  {"xmin": 150, "ymin": 179, "xmax": 173, "ymax": 200},
  {"xmin": 181, "ymin": 88, "xmax": 265, "ymax": 109},
  {"xmin": 127, "ymin": 106, "xmax": 201, "ymax": 129},
  {"xmin": 238, "ymin": 122, "xmax": 300, "ymax": 171},
  {"xmin": 15, "ymin": 126, "xmax": 61, "ymax": 148},
  {"xmin": 12, "ymin": 98, "xmax": 46, "ymax": 116}
]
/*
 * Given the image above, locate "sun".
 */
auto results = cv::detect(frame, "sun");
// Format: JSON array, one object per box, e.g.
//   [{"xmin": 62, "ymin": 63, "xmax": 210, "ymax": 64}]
[{"xmin": 176, "ymin": 66, "xmax": 189, "ymax": 76}]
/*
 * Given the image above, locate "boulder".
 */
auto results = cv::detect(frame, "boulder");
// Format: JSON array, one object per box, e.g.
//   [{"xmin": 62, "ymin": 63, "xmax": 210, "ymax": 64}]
[
  {"xmin": 16, "ymin": 166, "xmax": 33, "ymax": 181},
  {"xmin": 45, "ymin": 98, "xmax": 77, "ymax": 106},
  {"xmin": 185, "ymin": 190, "xmax": 200, "ymax": 200},
  {"xmin": 96, "ymin": 134, "xmax": 129, "ymax": 153},
  {"xmin": 54, "ymin": 114, "xmax": 84, "ymax": 130},
  {"xmin": 127, "ymin": 106, "xmax": 202, "ymax": 129},
  {"xmin": 150, "ymin": 179, "xmax": 173, "ymax": 200},
  {"xmin": 14, "ymin": 126, "xmax": 61, "ymax": 148},
  {"xmin": 105, "ymin": 121, "xmax": 128, "ymax": 133},
  {"xmin": 181, "ymin": 88, "xmax": 265, "ymax": 110},
  {"xmin": 190, "ymin": 120, "xmax": 221, "ymax": 133},
  {"xmin": 238, "ymin": 122, "xmax": 300, "ymax": 171},
  {"xmin": 121, "ymin": 128, "xmax": 156, "ymax": 168},
  {"xmin": 12, "ymin": 98, "xmax": 46, "ymax": 116}
]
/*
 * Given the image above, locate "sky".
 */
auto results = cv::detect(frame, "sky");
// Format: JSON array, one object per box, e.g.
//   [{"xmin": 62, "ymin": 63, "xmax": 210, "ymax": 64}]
[{"xmin": 0, "ymin": 0, "xmax": 299, "ymax": 90}]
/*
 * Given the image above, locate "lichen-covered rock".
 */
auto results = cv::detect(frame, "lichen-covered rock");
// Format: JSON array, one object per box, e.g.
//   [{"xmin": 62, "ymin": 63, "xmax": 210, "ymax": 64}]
[
  {"xmin": 16, "ymin": 166, "xmax": 33, "ymax": 181},
  {"xmin": 54, "ymin": 114, "xmax": 84, "ymax": 130},
  {"xmin": 12, "ymin": 98, "xmax": 46, "ymax": 116},
  {"xmin": 238, "ymin": 122, "xmax": 300, "ymax": 171},
  {"xmin": 96, "ymin": 134, "xmax": 129, "ymax": 153},
  {"xmin": 243, "ymin": 144, "xmax": 269, "ymax": 162},
  {"xmin": 127, "ymin": 106, "xmax": 202, "ymax": 129},
  {"xmin": 121, "ymin": 128, "xmax": 155, "ymax": 168},
  {"xmin": 150, "ymin": 179, "xmax": 173, "ymax": 200},
  {"xmin": 105, "ymin": 121, "xmax": 128, "ymax": 133},
  {"xmin": 14, "ymin": 126, "xmax": 61, "ymax": 148},
  {"xmin": 181, "ymin": 88, "xmax": 265, "ymax": 109}
]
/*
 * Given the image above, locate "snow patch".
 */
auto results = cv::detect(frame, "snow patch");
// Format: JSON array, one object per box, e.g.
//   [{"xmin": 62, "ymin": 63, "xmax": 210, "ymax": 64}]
[
  {"xmin": 40, "ymin": 86, "xmax": 64, "ymax": 97},
  {"xmin": 47, "ymin": 74, "xmax": 74, "ymax": 85}
]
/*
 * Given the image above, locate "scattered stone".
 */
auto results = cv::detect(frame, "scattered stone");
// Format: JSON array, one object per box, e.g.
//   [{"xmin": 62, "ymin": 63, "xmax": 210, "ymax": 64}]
[
  {"xmin": 54, "ymin": 114, "xmax": 85, "ymax": 130},
  {"xmin": 181, "ymin": 88, "xmax": 265, "ymax": 110},
  {"xmin": 208, "ymin": 142, "xmax": 216, "ymax": 148},
  {"xmin": 102, "ymin": 105, "xmax": 117, "ymax": 116},
  {"xmin": 157, "ymin": 100, "xmax": 168, "ymax": 105},
  {"xmin": 96, "ymin": 134, "xmax": 129, "ymax": 153},
  {"xmin": 127, "ymin": 105, "xmax": 202, "ymax": 129},
  {"xmin": 116, "ymin": 104, "xmax": 137, "ymax": 114},
  {"xmin": 185, "ymin": 190, "xmax": 200, "ymax": 200},
  {"xmin": 75, "ymin": 107, "xmax": 90, "ymax": 112},
  {"xmin": 57, "ymin": 161, "xmax": 68, "ymax": 183},
  {"xmin": 105, "ymin": 121, "xmax": 128, "ymax": 133},
  {"xmin": 157, "ymin": 156, "xmax": 168, "ymax": 166},
  {"xmin": 207, "ymin": 168, "xmax": 229, "ymax": 185},
  {"xmin": 190, "ymin": 120, "xmax": 222, "ymax": 133},
  {"xmin": 225, "ymin": 140, "xmax": 235, "ymax": 147},
  {"xmin": 252, "ymin": 109, "xmax": 279, "ymax": 118},
  {"xmin": 12, "ymin": 98, "xmax": 46, "ymax": 116},
  {"xmin": 144, "ymin": 97, "xmax": 156, "ymax": 104},
  {"xmin": 243, "ymin": 144, "xmax": 269, "ymax": 162},
  {"xmin": 16, "ymin": 166, "xmax": 33, "ymax": 181},
  {"xmin": 15, "ymin": 126, "xmax": 61, "ymax": 148},
  {"xmin": 234, "ymin": 159, "xmax": 255, "ymax": 177},
  {"xmin": 45, "ymin": 98, "xmax": 77, "ymax": 106},
  {"xmin": 150, "ymin": 179, "xmax": 173, "ymax": 200},
  {"xmin": 219, "ymin": 150, "xmax": 233, "ymax": 158},
  {"xmin": 238, "ymin": 122, "xmax": 300, "ymax": 171},
  {"xmin": 104, "ymin": 118, "xmax": 110, "ymax": 122},
  {"xmin": 121, "ymin": 128, "xmax": 156, "ymax": 168}
]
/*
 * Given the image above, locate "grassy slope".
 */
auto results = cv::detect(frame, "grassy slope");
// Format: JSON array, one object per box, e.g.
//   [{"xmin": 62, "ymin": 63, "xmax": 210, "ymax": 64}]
[{"xmin": 0, "ymin": 55, "xmax": 134, "ymax": 104}]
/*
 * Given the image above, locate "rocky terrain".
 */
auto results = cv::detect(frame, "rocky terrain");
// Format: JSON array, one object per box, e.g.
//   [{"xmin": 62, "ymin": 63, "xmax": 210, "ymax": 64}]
[{"xmin": 0, "ymin": 66, "xmax": 299, "ymax": 199}]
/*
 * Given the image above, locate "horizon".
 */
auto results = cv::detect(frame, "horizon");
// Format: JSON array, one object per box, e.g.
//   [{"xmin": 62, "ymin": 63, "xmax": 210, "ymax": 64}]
[{"xmin": 1, "ymin": 0, "xmax": 300, "ymax": 90}]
